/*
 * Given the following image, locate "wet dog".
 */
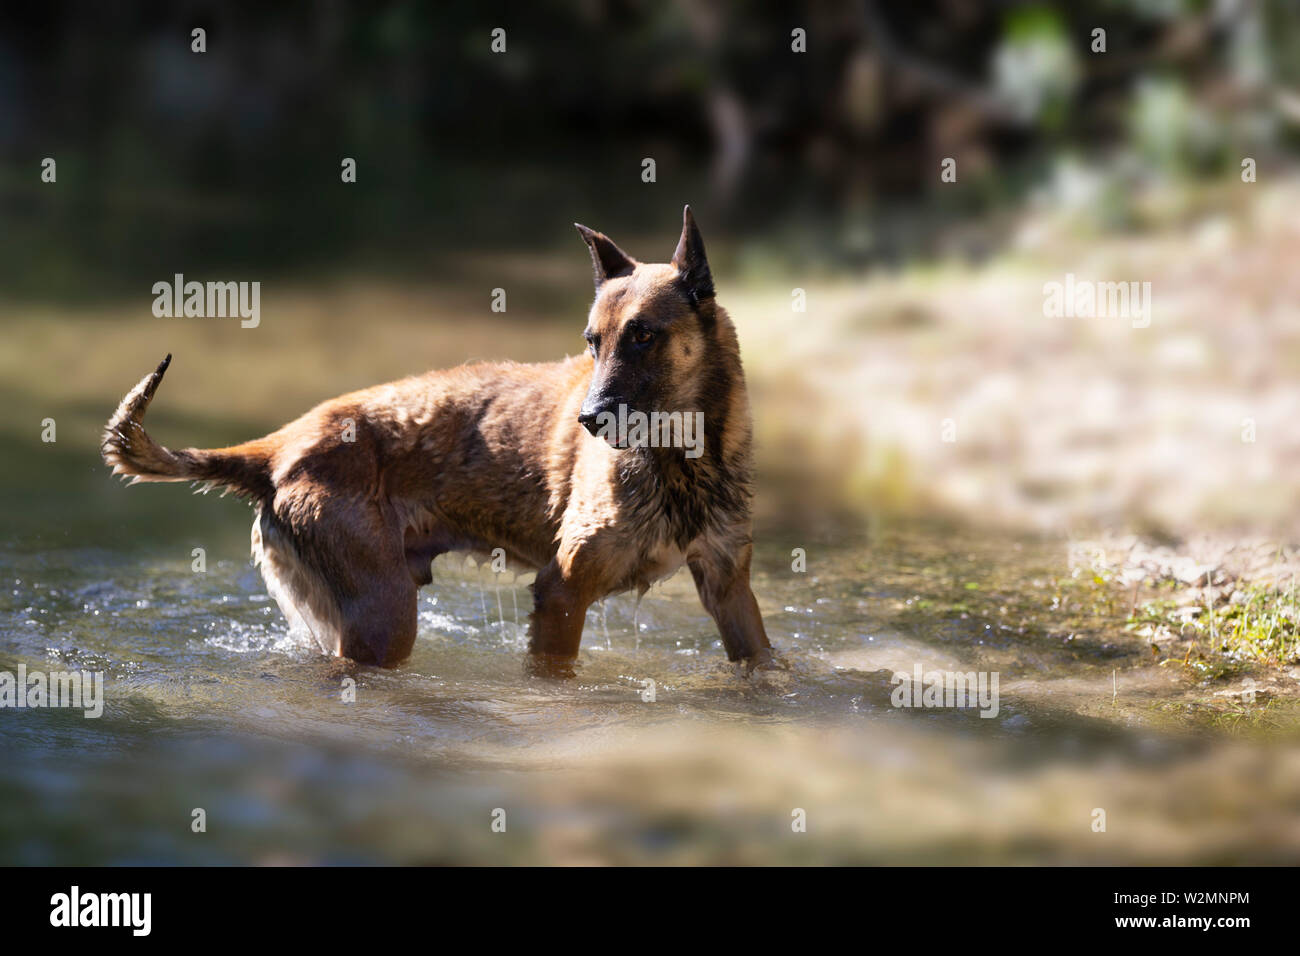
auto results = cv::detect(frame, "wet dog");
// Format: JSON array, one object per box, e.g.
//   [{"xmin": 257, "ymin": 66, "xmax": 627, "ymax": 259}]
[{"xmin": 102, "ymin": 206, "xmax": 773, "ymax": 673}]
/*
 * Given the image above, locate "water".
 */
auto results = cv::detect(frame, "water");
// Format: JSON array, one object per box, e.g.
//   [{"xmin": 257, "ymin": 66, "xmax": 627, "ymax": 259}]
[{"xmin": 2, "ymin": 525, "xmax": 1299, "ymax": 864}]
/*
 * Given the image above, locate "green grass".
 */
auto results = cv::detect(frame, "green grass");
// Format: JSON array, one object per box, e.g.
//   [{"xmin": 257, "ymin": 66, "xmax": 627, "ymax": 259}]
[
  {"xmin": 1207, "ymin": 580, "xmax": 1300, "ymax": 663},
  {"xmin": 1146, "ymin": 696, "xmax": 1300, "ymax": 737},
  {"xmin": 1129, "ymin": 579, "xmax": 1300, "ymax": 667}
]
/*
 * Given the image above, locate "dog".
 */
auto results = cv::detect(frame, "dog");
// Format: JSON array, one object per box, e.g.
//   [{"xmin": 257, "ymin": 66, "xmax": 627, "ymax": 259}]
[{"xmin": 101, "ymin": 206, "xmax": 773, "ymax": 674}]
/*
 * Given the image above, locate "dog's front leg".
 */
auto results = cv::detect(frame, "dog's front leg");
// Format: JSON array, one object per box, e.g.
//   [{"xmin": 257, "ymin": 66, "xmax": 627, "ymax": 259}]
[
  {"xmin": 526, "ymin": 559, "xmax": 595, "ymax": 676},
  {"xmin": 689, "ymin": 541, "xmax": 773, "ymax": 671}
]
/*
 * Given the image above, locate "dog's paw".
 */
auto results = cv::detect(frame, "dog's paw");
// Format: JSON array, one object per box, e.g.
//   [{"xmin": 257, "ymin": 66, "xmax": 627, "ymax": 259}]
[
  {"xmin": 738, "ymin": 647, "xmax": 788, "ymax": 677},
  {"xmin": 525, "ymin": 652, "xmax": 579, "ymax": 680}
]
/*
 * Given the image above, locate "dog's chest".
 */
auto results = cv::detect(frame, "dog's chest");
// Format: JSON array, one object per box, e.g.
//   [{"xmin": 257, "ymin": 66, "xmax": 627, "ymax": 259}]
[{"xmin": 633, "ymin": 539, "xmax": 689, "ymax": 591}]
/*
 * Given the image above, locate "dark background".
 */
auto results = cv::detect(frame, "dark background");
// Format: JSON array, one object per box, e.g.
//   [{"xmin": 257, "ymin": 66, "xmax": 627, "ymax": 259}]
[{"xmin": 4, "ymin": 1, "xmax": 1293, "ymax": 294}]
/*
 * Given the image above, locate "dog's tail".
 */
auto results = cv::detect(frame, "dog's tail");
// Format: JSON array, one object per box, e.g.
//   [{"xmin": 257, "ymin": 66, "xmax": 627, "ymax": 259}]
[{"xmin": 101, "ymin": 354, "xmax": 275, "ymax": 500}]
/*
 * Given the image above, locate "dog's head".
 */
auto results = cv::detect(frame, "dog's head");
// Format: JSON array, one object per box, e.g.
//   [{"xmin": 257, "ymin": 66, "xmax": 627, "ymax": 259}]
[{"xmin": 574, "ymin": 205, "xmax": 720, "ymax": 444}]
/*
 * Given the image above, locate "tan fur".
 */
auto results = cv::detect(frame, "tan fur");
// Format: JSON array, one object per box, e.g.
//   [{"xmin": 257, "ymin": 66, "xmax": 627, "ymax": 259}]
[{"xmin": 101, "ymin": 208, "xmax": 773, "ymax": 673}]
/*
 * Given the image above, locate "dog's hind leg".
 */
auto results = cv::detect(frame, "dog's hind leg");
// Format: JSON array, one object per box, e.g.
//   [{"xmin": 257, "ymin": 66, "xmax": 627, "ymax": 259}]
[
  {"xmin": 255, "ymin": 501, "xmax": 418, "ymax": 666},
  {"xmin": 335, "ymin": 573, "xmax": 418, "ymax": 667},
  {"xmin": 290, "ymin": 500, "xmax": 419, "ymax": 667},
  {"xmin": 252, "ymin": 506, "xmax": 347, "ymax": 656}
]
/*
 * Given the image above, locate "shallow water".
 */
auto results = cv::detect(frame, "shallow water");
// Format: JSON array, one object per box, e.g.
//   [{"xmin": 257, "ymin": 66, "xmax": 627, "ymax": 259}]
[{"xmin": 2, "ymin": 524, "xmax": 1299, "ymax": 865}]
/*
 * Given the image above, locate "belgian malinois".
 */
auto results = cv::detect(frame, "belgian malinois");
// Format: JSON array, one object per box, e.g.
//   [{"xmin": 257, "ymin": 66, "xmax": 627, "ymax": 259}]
[{"xmin": 102, "ymin": 206, "xmax": 773, "ymax": 673}]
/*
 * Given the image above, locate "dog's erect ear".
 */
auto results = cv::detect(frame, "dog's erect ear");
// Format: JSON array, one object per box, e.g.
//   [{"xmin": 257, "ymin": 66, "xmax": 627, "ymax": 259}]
[
  {"xmin": 574, "ymin": 223, "xmax": 636, "ymax": 290},
  {"xmin": 671, "ymin": 205, "xmax": 714, "ymax": 304}
]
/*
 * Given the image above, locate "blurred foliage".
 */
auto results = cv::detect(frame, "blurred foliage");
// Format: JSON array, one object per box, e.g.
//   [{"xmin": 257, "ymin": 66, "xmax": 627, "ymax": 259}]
[{"xmin": 2, "ymin": 0, "xmax": 1299, "ymax": 297}]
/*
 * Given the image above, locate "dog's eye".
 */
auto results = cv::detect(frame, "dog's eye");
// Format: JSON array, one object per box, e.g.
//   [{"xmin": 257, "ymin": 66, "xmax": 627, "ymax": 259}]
[{"xmin": 632, "ymin": 328, "xmax": 655, "ymax": 346}]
